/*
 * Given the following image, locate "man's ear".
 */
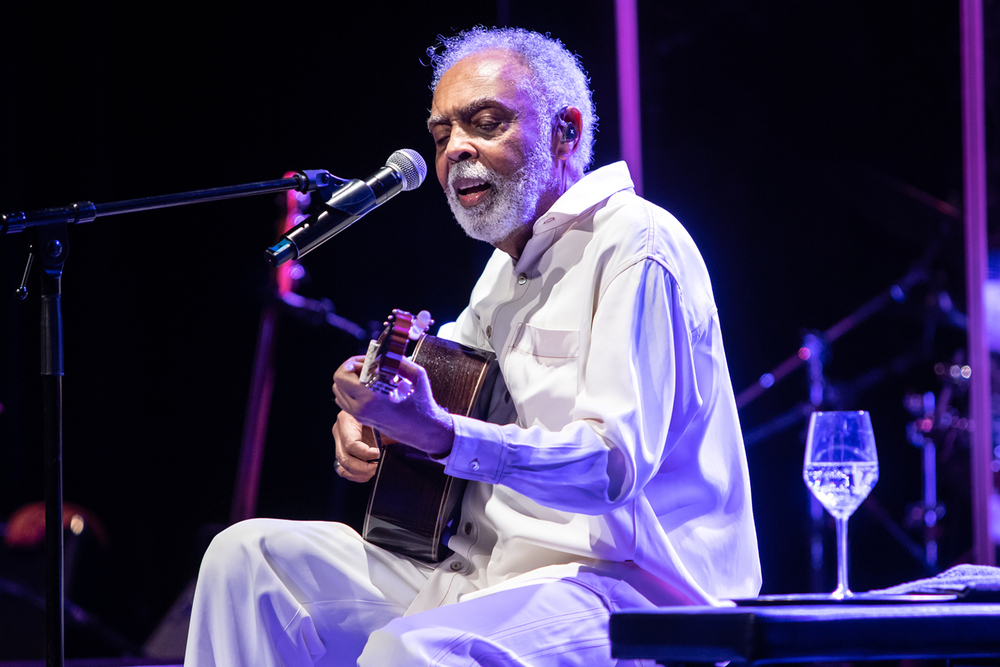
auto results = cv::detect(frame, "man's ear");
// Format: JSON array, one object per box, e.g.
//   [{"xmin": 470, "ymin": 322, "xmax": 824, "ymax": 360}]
[{"xmin": 552, "ymin": 106, "xmax": 583, "ymax": 161}]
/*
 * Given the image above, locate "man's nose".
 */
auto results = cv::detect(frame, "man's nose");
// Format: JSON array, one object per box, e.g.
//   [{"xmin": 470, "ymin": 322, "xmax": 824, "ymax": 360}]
[{"xmin": 446, "ymin": 127, "xmax": 478, "ymax": 163}]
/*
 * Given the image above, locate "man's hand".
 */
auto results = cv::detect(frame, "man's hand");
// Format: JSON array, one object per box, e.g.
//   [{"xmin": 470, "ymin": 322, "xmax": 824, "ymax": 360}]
[
  {"xmin": 331, "ymin": 410, "xmax": 380, "ymax": 482},
  {"xmin": 332, "ymin": 355, "xmax": 455, "ymax": 460}
]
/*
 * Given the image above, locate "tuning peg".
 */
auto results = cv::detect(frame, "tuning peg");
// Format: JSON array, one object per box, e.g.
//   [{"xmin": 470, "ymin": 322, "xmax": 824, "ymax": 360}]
[{"xmin": 409, "ymin": 310, "xmax": 434, "ymax": 340}]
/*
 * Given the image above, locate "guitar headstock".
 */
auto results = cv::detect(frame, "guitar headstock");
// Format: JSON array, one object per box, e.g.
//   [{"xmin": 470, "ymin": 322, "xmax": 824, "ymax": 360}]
[
  {"xmin": 362, "ymin": 309, "xmax": 432, "ymax": 396},
  {"xmin": 385, "ymin": 309, "xmax": 415, "ymax": 347}
]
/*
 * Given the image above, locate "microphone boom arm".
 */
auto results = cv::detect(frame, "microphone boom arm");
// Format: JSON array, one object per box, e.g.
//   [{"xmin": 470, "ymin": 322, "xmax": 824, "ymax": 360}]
[{"xmin": 1, "ymin": 169, "xmax": 337, "ymax": 235}]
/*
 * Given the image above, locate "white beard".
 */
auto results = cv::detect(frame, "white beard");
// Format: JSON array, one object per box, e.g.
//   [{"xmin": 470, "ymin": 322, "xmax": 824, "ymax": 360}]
[{"xmin": 445, "ymin": 140, "xmax": 554, "ymax": 246}]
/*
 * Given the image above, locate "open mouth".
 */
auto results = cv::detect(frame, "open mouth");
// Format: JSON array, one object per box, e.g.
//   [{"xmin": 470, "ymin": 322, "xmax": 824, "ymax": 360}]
[{"xmin": 454, "ymin": 178, "xmax": 493, "ymax": 207}]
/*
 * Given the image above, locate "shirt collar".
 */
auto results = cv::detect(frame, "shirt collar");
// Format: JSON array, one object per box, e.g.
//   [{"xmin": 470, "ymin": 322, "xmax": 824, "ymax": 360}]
[
  {"xmin": 510, "ymin": 162, "xmax": 635, "ymax": 270},
  {"xmin": 532, "ymin": 161, "xmax": 635, "ymax": 234}
]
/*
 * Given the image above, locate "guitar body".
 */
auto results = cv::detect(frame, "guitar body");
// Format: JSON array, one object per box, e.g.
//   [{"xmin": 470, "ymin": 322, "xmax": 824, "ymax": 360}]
[{"xmin": 362, "ymin": 330, "xmax": 495, "ymax": 562}]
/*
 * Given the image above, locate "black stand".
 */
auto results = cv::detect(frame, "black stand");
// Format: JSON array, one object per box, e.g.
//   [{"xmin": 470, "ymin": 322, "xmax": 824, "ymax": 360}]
[
  {"xmin": 38, "ymin": 221, "xmax": 68, "ymax": 667},
  {"xmin": 2, "ymin": 169, "xmax": 337, "ymax": 667}
]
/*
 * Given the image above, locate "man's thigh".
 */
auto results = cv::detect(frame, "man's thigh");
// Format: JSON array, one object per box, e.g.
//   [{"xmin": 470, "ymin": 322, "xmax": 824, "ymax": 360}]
[
  {"xmin": 186, "ymin": 519, "xmax": 434, "ymax": 667},
  {"xmin": 360, "ymin": 567, "xmax": 660, "ymax": 666}
]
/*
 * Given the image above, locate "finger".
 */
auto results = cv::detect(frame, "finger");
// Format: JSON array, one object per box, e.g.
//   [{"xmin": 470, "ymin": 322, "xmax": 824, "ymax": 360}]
[
  {"xmin": 343, "ymin": 433, "xmax": 380, "ymax": 462},
  {"xmin": 332, "ymin": 414, "xmax": 379, "ymax": 483},
  {"xmin": 335, "ymin": 455, "xmax": 378, "ymax": 483},
  {"xmin": 337, "ymin": 441, "xmax": 379, "ymax": 480},
  {"xmin": 332, "ymin": 356, "xmax": 372, "ymax": 413},
  {"xmin": 334, "ymin": 410, "xmax": 362, "ymax": 441},
  {"xmin": 333, "ymin": 390, "xmax": 367, "ymax": 421},
  {"xmin": 333, "ymin": 355, "xmax": 367, "ymax": 385},
  {"xmin": 334, "ymin": 356, "xmax": 365, "ymax": 384},
  {"xmin": 335, "ymin": 412, "xmax": 380, "ymax": 457},
  {"xmin": 389, "ymin": 377, "xmax": 414, "ymax": 403},
  {"xmin": 394, "ymin": 357, "xmax": 425, "ymax": 383},
  {"xmin": 339, "ymin": 459, "xmax": 380, "ymax": 482}
]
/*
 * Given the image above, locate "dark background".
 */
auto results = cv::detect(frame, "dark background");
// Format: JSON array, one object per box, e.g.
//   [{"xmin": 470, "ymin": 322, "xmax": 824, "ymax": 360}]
[{"xmin": 1, "ymin": 0, "xmax": 996, "ymax": 659}]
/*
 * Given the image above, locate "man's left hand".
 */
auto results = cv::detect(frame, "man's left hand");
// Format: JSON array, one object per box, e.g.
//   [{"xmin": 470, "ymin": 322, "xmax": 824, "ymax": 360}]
[{"xmin": 332, "ymin": 355, "xmax": 455, "ymax": 458}]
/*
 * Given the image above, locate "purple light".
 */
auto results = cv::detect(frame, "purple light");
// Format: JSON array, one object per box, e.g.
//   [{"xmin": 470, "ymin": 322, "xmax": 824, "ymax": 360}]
[{"xmin": 616, "ymin": 0, "xmax": 643, "ymax": 196}]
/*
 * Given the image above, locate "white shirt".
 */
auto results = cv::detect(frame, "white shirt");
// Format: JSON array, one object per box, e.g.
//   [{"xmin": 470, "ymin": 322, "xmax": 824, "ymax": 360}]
[{"xmin": 409, "ymin": 162, "xmax": 761, "ymax": 612}]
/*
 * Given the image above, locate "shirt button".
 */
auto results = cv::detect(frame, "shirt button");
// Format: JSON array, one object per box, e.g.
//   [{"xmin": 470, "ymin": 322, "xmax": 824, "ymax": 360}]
[
  {"xmin": 517, "ymin": 273, "xmax": 527, "ymax": 285},
  {"xmin": 470, "ymin": 458, "xmax": 480, "ymax": 471},
  {"xmin": 464, "ymin": 522, "xmax": 473, "ymax": 535},
  {"xmin": 486, "ymin": 325, "xmax": 492, "ymax": 338},
  {"xmin": 504, "ymin": 391, "xmax": 510, "ymax": 403},
  {"xmin": 450, "ymin": 560, "xmax": 464, "ymax": 571}
]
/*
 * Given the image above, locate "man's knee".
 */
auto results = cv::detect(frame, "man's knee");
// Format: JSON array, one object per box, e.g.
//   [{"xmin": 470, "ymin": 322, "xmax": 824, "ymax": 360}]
[
  {"xmin": 199, "ymin": 518, "xmax": 276, "ymax": 574},
  {"xmin": 358, "ymin": 617, "xmax": 434, "ymax": 667},
  {"xmin": 359, "ymin": 614, "xmax": 521, "ymax": 667},
  {"xmin": 203, "ymin": 519, "xmax": 358, "ymax": 567}
]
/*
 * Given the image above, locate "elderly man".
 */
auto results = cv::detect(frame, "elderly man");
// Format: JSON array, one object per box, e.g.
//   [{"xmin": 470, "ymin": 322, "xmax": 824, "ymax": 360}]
[{"xmin": 184, "ymin": 27, "xmax": 760, "ymax": 667}]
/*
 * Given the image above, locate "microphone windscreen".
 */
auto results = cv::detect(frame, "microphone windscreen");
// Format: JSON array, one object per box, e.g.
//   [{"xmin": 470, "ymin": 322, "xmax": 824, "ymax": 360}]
[{"xmin": 387, "ymin": 149, "xmax": 427, "ymax": 191}]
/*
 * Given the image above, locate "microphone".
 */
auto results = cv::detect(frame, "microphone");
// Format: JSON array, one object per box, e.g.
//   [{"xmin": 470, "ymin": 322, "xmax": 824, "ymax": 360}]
[{"xmin": 265, "ymin": 149, "xmax": 427, "ymax": 266}]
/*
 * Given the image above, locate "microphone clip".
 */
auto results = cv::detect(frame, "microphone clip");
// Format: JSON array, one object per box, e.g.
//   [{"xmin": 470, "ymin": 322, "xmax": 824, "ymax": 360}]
[{"xmin": 294, "ymin": 169, "xmax": 350, "ymax": 202}]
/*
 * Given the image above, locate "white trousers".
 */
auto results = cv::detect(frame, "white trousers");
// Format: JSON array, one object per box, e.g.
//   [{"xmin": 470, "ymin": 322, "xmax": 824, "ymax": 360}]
[{"xmin": 183, "ymin": 519, "xmax": 660, "ymax": 666}]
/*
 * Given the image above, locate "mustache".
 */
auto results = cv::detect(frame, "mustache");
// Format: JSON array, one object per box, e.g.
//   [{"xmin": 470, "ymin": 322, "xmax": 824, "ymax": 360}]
[{"xmin": 448, "ymin": 161, "xmax": 494, "ymax": 190}]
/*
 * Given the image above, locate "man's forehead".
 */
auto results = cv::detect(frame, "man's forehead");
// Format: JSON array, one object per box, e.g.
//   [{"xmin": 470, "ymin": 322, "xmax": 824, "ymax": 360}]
[
  {"xmin": 447, "ymin": 49, "xmax": 526, "ymax": 80},
  {"xmin": 430, "ymin": 50, "xmax": 532, "ymax": 116}
]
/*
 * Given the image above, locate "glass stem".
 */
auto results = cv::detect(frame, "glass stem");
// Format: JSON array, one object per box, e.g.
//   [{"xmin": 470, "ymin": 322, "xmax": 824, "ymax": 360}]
[{"xmin": 833, "ymin": 516, "xmax": 852, "ymax": 598}]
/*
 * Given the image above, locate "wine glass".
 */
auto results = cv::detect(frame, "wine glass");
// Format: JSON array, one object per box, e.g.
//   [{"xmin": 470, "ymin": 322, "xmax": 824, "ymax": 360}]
[{"xmin": 803, "ymin": 411, "xmax": 879, "ymax": 598}]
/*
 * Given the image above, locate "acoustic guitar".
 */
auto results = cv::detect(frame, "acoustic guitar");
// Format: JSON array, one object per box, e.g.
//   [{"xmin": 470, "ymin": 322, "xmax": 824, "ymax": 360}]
[{"xmin": 359, "ymin": 309, "xmax": 495, "ymax": 562}]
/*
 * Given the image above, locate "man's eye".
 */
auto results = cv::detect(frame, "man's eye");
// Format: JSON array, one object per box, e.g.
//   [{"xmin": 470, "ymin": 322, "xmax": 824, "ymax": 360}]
[{"xmin": 478, "ymin": 122, "xmax": 501, "ymax": 133}]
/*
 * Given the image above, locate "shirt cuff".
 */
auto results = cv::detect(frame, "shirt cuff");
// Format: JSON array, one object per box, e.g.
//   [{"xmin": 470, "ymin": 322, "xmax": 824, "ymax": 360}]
[{"xmin": 442, "ymin": 414, "xmax": 507, "ymax": 483}]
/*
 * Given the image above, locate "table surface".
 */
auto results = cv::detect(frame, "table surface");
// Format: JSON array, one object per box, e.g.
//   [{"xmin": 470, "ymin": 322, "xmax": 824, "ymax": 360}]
[{"xmin": 610, "ymin": 602, "xmax": 1000, "ymax": 665}]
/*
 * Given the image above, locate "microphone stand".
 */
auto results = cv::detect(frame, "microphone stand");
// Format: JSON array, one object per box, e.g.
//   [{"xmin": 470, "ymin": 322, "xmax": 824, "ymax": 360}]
[{"xmin": 2, "ymin": 169, "xmax": 337, "ymax": 667}]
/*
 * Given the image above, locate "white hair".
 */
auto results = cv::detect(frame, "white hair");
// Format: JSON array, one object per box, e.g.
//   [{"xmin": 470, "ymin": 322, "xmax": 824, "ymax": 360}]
[{"xmin": 428, "ymin": 27, "xmax": 597, "ymax": 174}]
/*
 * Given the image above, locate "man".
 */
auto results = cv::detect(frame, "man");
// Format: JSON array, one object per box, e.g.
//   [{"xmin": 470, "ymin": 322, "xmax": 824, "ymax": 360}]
[{"xmin": 185, "ymin": 27, "xmax": 760, "ymax": 667}]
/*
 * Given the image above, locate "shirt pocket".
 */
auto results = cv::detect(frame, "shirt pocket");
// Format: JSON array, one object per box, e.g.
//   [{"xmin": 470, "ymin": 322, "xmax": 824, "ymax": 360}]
[{"xmin": 505, "ymin": 324, "xmax": 580, "ymax": 429}]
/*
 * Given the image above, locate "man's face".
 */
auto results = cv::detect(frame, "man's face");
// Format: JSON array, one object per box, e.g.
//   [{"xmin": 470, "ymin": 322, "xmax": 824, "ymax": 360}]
[{"xmin": 428, "ymin": 50, "xmax": 557, "ymax": 245}]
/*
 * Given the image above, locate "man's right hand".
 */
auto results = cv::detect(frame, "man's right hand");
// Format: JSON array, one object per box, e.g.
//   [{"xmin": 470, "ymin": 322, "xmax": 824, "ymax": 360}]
[{"xmin": 332, "ymin": 410, "xmax": 380, "ymax": 483}]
